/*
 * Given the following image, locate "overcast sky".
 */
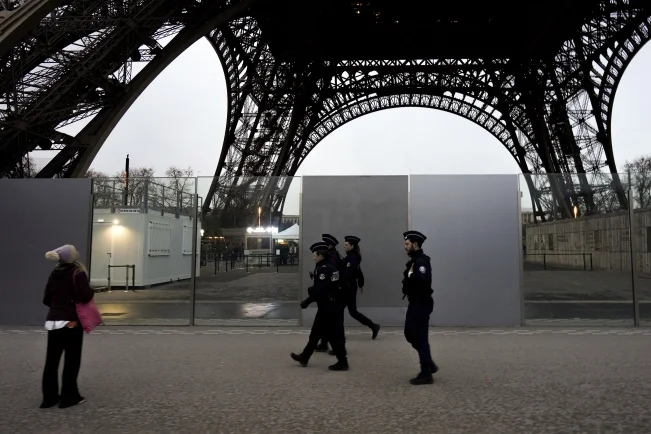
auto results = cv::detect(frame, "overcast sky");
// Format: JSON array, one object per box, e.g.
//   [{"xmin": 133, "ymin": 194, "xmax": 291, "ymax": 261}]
[{"xmin": 46, "ymin": 36, "xmax": 651, "ymax": 216}]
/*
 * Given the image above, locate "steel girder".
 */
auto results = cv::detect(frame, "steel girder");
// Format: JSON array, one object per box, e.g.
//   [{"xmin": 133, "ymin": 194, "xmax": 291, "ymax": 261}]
[
  {"xmin": 0, "ymin": 0, "xmax": 254, "ymax": 177},
  {"xmin": 0, "ymin": 0, "xmax": 649, "ymax": 224}
]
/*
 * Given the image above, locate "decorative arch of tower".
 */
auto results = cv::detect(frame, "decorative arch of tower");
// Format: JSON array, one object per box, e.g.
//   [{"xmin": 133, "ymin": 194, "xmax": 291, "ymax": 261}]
[{"xmin": 0, "ymin": 0, "xmax": 649, "ymax": 224}]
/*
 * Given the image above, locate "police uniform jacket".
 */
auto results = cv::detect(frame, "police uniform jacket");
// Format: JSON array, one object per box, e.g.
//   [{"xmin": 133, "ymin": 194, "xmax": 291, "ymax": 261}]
[
  {"xmin": 402, "ymin": 250, "xmax": 433, "ymax": 302},
  {"xmin": 303, "ymin": 260, "xmax": 341, "ymax": 307},
  {"xmin": 343, "ymin": 252, "xmax": 363, "ymax": 289}
]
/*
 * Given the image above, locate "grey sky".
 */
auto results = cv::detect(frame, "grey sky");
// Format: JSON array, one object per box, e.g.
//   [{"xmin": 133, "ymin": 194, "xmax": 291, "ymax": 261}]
[{"xmin": 46, "ymin": 37, "xmax": 651, "ymax": 216}]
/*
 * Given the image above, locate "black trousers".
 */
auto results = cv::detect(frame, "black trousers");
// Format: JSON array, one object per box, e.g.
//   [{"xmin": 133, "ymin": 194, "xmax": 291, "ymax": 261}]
[
  {"xmin": 42, "ymin": 325, "xmax": 84, "ymax": 403},
  {"xmin": 346, "ymin": 285, "xmax": 375, "ymax": 328},
  {"xmin": 404, "ymin": 299, "xmax": 434, "ymax": 365},
  {"xmin": 319, "ymin": 286, "xmax": 374, "ymax": 348},
  {"xmin": 304, "ymin": 304, "xmax": 347, "ymax": 361}
]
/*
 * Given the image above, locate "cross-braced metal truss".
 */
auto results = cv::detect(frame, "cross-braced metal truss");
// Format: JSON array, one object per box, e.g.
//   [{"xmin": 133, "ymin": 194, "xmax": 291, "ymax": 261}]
[{"xmin": 0, "ymin": 0, "xmax": 650, "ymax": 225}]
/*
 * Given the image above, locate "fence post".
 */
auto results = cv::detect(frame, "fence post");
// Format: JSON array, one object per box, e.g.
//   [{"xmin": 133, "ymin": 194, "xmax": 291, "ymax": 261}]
[
  {"xmin": 627, "ymin": 176, "xmax": 639, "ymax": 327},
  {"xmin": 583, "ymin": 253, "xmax": 586, "ymax": 271},
  {"xmin": 124, "ymin": 266, "xmax": 129, "ymax": 293},
  {"xmin": 543, "ymin": 253, "xmax": 546, "ymax": 270},
  {"xmin": 276, "ymin": 254, "xmax": 279, "ymax": 273},
  {"xmin": 107, "ymin": 265, "xmax": 111, "ymax": 292},
  {"xmin": 132, "ymin": 265, "xmax": 135, "ymax": 288},
  {"xmin": 189, "ymin": 191, "xmax": 199, "ymax": 326},
  {"xmin": 246, "ymin": 255, "xmax": 249, "ymax": 273}
]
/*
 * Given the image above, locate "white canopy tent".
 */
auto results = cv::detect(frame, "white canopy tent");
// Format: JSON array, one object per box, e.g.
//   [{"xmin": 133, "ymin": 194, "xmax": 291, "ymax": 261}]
[{"xmin": 272, "ymin": 223, "xmax": 299, "ymax": 241}]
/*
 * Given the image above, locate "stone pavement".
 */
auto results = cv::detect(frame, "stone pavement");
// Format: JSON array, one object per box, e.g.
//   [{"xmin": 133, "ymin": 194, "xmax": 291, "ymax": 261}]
[{"xmin": 3, "ymin": 327, "xmax": 651, "ymax": 434}]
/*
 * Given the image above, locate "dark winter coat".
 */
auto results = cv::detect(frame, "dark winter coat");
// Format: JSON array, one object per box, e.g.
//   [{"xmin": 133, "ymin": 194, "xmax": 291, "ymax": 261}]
[{"xmin": 43, "ymin": 263, "xmax": 94, "ymax": 321}]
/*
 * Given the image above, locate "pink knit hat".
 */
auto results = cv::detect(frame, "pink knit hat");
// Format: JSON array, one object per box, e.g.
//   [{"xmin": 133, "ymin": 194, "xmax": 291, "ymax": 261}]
[{"xmin": 45, "ymin": 245, "xmax": 79, "ymax": 264}]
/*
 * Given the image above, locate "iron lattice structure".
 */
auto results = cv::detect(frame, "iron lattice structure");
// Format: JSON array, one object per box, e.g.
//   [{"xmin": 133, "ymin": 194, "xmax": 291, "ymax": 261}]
[{"xmin": 0, "ymin": 0, "xmax": 650, "ymax": 224}]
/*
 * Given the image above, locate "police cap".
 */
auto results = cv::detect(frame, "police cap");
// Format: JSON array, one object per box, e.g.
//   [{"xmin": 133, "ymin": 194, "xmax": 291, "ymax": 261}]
[
  {"xmin": 344, "ymin": 235, "xmax": 361, "ymax": 245},
  {"xmin": 322, "ymin": 234, "xmax": 339, "ymax": 246},
  {"xmin": 310, "ymin": 242, "xmax": 329, "ymax": 253},
  {"xmin": 403, "ymin": 230, "xmax": 426, "ymax": 244}
]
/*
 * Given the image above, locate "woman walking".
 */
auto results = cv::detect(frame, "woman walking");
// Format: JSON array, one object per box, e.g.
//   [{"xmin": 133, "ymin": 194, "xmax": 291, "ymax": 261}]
[
  {"xmin": 40, "ymin": 244, "xmax": 94, "ymax": 409},
  {"xmin": 342, "ymin": 236, "xmax": 380, "ymax": 338}
]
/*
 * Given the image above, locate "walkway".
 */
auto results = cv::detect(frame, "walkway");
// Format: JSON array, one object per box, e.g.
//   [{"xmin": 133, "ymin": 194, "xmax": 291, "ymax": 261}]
[{"xmin": 3, "ymin": 327, "xmax": 651, "ymax": 433}]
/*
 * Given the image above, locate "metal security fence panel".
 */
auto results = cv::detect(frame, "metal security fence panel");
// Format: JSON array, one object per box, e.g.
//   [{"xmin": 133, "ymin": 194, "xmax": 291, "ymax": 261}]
[{"xmin": 520, "ymin": 173, "xmax": 637, "ymax": 326}]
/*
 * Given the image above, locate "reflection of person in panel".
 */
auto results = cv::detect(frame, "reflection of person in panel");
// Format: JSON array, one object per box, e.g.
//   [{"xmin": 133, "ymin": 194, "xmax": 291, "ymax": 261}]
[
  {"xmin": 401, "ymin": 231, "xmax": 438, "ymax": 385},
  {"xmin": 41, "ymin": 244, "xmax": 95, "ymax": 408},
  {"xmin": 340, "ymin": 236, "xmax": 380, "ymax": 339},
  {"xmin": 291, "ymin": 242, "xmax": 349, "ymax": 370}
]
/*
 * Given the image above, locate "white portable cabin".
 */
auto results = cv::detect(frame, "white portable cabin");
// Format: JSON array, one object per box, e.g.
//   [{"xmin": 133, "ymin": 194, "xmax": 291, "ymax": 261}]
[{"xmin": 89, "ymin": 180, "xmax": 201, "ymax": 288}]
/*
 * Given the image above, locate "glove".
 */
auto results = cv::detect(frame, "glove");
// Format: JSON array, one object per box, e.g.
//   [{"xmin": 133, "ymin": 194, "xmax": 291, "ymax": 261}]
[
  {"xmin": 309, "ymin": 272, "xmax": 314, "ymax": 280},
  {"xmin": 300, "ymin": 300, "xmax": 309, "ymax": 309}
]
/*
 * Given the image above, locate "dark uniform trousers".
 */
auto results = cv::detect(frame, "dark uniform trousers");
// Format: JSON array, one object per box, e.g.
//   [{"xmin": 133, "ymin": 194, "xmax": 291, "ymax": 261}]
[
  {"xmin": 302, "ymin": 301, "xmax": 347, "ymax": 361},
  {"xmin": 346, "ymin": 284, "xmax": 374, "ymax": 328},
  {"xmin": 404, "ymin": 297, "xmax": 434, "ymax": 365}
]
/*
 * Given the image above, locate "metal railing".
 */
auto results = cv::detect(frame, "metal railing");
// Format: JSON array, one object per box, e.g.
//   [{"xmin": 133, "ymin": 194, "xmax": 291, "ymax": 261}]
[
  {"xmin": 107, "ymin": 264, "xmax": 136, "ymax": 292},
  {"xmin": 204, "ymin": 253, "xmax": 299, "ymax": 274},
  {"xmin": 524, "ymin": 253, "xmax": 593, "ymax": 271}
]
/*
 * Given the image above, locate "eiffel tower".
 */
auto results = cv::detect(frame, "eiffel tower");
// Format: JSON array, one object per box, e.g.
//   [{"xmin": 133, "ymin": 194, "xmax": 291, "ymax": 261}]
[{"xmin": 0, "ymin": 0, "xmax": 649, "ymax": 224}]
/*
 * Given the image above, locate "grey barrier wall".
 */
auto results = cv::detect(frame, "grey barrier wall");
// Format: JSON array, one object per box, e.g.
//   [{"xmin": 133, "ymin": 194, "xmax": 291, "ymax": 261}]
[
  {"xmin": 300, "ymin": 176, "xmax": 409, "ymax": 326},
  {"xmin": 410, "ymin": 175, "xmax": 522, "ymax": 326},
  {"xmin": 0, "ymin": 179, "xmax": 93, "ymax": 325}
]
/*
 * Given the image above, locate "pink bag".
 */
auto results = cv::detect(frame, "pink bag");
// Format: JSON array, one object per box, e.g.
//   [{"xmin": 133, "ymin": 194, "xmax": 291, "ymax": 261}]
[
  {"xmin": 72, "ymin": 268, "xmax": 103, "ymax": 334},
  {"xmin": 76, "ymin": 300, "xmax": 103, "ymax": 334}
]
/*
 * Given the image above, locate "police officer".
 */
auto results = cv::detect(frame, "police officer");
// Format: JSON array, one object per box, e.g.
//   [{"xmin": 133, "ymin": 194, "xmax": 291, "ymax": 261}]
[
  {"xmin": 342, "ymin": 235, "xmax": 380, "ymax": 339},
  {"xmin": 402, "ymin": 230, "xmax": 439, "ymax": 385},
  {"xmin": 291, "ymin": 242, "xmax": 348, "ymax": 371},
  {"xmin": 315, "ymin": 233, "xmax": 344, "ymax": 353}
]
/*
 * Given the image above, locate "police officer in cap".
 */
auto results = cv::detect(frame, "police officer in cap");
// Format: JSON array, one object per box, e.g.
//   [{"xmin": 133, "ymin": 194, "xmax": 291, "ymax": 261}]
[
  {"xmin": 291, "ymin": 241, "xmax": 349, "ymax": 371},
  {"xmin": 402, "ymin": 230, "xmax": 439, "ymax": 385},
  {"xmin": 314, "ymin": 233, "xmax": 344, "ymax": 353},
  {"xmin": 342, "ymin": 235, "xmax": 381, "ymax": 339}
]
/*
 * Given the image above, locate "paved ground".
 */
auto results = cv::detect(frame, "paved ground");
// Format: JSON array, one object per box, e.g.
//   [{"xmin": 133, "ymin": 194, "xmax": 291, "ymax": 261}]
[
  {"xmin": 95, "ymin": 267, "xmax": 300, "ymax": 303},
  {"xmin": 3, "ymin": 327, "xmax": 651, "ymax": 434}
]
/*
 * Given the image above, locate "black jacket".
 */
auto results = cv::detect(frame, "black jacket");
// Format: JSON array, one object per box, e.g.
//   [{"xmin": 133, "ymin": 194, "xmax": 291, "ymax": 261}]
[
  {"xmin": 343, "ymin": 252, "xmax": 362, "ymax": 288},
  {"xmin": 43, "ymin": 263, "xmax": 94, "ymax": 321},
  {"xmin": 402, "ymin": 250, "xmax": 433, "ymax": 302},
  {"xmin": 303, "ymin": 260, "xmax": 340, "ymax": 306}
]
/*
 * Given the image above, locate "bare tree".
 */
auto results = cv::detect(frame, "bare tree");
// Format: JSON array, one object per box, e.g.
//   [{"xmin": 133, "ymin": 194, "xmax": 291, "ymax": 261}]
[
  {"xmin": 624, "ymin": 156, "xmax": 651, "ymax": 209},
  {"xmin": 163, "ymin": 166, "xmax": 195, "ymax": 212},
  {"xmin": 85, "ymin": 165, "xmax": 199, "ymax": 212},
  {"xmin": 1, "ymin": 155, "xmax": 37, "ymax": 178},
  {"xmin": 85, "ymin": 169, "xmax": 115, "ymax": 207},
  {"xmin": 114, "ymin": 167, "xmax": 155, "ymax": 207}
]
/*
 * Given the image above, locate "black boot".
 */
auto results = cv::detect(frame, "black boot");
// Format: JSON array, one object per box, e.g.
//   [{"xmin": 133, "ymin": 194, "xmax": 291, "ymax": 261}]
[
  {"xmin": 59, "ymin": 396, "xmax": 85, "ymax": 408},
  {"xmin": 371, "ymin": 324, "xmax": 381, "ymax": 340},
  {"xmin": 328, "ymin": 358, "xmax": 349, "ymax": 371},
  {"xmin": 431, "ymin": 361, "xmax": 439, "ymax": 374},
  {"xmin": 39, "ymin": 396, "xmax": 59, "ymax": 409},
  {"xmin": 290, "ymin": 352, "xmax": 308, "ymax": 367},
  {"xmin": 409, "ymin": 363, "xmax": 434, "ymax": 385},
  {"xmin": 315, "ymin": 341, "xmax": 329, "ymax": 352}
]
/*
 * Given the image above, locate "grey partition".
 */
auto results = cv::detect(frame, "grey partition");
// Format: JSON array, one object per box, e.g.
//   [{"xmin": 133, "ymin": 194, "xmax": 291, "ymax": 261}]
[
  {"xmin": 300, "ymin": 176, "xmax": 409, "ymax": 326},
  {"xmin": 0, "ymin": 179, "xmax": 93, "ymax": 325},
  {"xmin": 410, "ymin": 175, "xmax": 522, "ymax": 326}
]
